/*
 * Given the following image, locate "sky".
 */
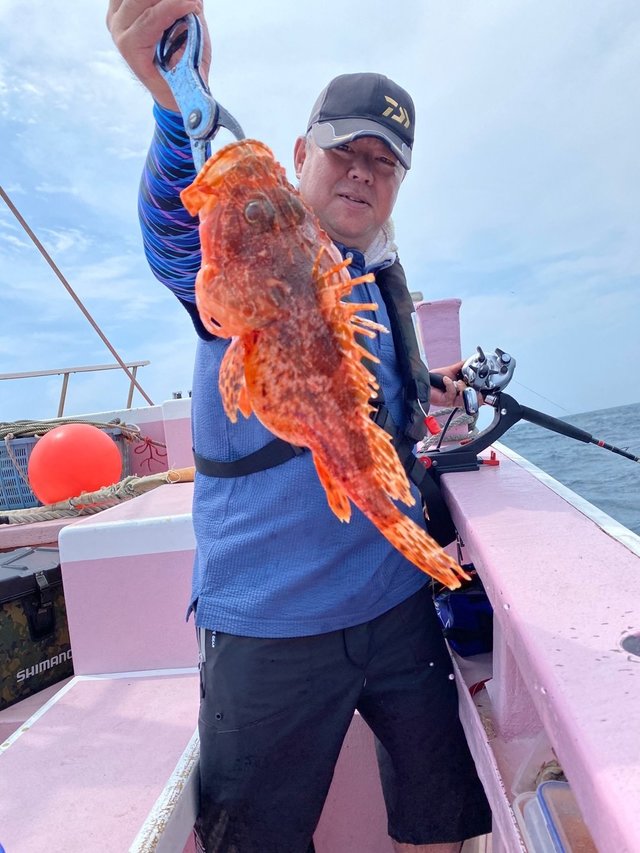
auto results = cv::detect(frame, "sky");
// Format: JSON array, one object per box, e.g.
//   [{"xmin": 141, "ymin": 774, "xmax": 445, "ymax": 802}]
[{"xmin": 1, "ymin": 0, "xmax": 639, "ymax": 424}]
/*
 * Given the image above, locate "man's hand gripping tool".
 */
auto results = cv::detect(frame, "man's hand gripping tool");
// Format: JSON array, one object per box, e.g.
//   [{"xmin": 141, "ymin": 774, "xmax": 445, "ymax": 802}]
[{"xmin": 155, "ymin": 14, "xmax": 245, "ymax": 172}]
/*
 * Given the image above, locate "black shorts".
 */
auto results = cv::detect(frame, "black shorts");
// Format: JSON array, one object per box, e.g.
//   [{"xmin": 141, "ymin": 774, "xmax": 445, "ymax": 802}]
[{"xmin": 195, "ymin": 584, "xmax": 491, "ymax": 852}]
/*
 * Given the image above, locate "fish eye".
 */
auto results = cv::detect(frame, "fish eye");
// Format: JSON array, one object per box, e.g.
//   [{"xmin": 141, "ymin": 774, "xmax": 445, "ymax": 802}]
[{"xmin": 244, "ymin": 196, "xmax": 276, "ymax": 227}]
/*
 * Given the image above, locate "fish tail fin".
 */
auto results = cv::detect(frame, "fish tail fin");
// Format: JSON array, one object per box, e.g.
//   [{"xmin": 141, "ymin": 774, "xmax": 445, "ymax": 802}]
[
  {"xmin": 370, "ymin": 502, "xmax": 470, "ymax": 589},
  {"xmin": 352, "ymin": 417, "xmax": 470, "ymax": 588}
]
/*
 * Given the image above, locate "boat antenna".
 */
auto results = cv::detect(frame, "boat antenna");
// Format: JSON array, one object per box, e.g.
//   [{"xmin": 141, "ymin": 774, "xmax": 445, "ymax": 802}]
[{"xmin": 0, "ymin": 185, "xmax": 154, "ymax": 406}]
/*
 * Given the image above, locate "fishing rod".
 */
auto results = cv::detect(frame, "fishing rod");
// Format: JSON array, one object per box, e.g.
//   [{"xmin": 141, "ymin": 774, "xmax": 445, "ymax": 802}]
[{"xmin": 424, "ymin": 347, "xmax": 639, "ymax": 475}]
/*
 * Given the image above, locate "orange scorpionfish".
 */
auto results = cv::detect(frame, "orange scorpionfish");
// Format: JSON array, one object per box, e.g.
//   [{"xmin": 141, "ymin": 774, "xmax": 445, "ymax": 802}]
[{"xmin": 181, "ymin": 139, "xmax": 468, "ymax": 589}]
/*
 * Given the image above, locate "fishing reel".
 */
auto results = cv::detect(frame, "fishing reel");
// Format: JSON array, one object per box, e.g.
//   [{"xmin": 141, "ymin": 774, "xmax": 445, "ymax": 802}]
[
  {"xmin": 460, "ymin": 346, "xmax": 516, "ymax": 416},
  {"xmin": 423, "ymin": 344, "xmax": 518, "ymax": 471},
  {"xmin": 423, "ymin": 344, "xmax": 638, "ymax": 475},
  {"xmin": 462, "ymin": 346, "xmax": 515, "ymax": 395}
]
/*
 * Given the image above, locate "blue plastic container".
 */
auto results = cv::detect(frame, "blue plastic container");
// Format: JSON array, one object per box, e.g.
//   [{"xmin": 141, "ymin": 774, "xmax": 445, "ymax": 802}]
[
  {"xmin": 0, "ymin": 436, "xmax": 40, "ymax": 510},
  {"xmin": 537, "ymin": 781, "xmax": 597, "ymax": 852}
]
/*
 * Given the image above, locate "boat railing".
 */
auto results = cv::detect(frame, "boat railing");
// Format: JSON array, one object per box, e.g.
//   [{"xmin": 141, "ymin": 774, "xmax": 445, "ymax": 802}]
[
  {"xmin": 440, "ymin": 443, "xmax": 640, "ymax": 852},
  {"xmin": 0, "ymin": 361, "xmax": 151, "ymax": 418}
]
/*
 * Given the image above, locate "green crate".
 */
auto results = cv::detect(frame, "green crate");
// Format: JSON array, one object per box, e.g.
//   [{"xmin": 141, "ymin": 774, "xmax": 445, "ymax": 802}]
[{"xmin": 0, "ymin": 547, "xmax": 74, "ymax": 711}]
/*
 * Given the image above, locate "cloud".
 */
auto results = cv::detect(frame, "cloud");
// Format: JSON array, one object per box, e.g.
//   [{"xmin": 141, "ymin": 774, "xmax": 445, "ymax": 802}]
[
  {"xmin": 1, "ymin": 0, "xmax": 639, "ymax": 424},
  {"xmin": 459, "ymin": 275, "xmax": 639, "ymax": 415},
  {"xmin": 38, "ymin": 227, "xmax": 93, "ymax": 256},
  {"xmin": 0, "ymin": 232, "xmax": 31, "ymax": 250}
]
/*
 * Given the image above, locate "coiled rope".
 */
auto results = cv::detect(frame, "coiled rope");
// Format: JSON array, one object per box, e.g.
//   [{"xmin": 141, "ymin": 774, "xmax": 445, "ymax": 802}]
[
  {"xmin": 0, "ymin": 417, "xmax": 143, "ymax": 442},
  {"xmin": 0, "ymin": 467, "xmax": 194, "ymax": 525},
  {"xmin": 417, "ymin": 407, "xmax": 479, "ymax": 452}
]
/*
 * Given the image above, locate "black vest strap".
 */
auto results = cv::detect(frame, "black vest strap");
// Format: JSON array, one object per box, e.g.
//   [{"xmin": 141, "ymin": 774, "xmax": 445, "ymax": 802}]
[
  {"xmin": 394, "ymin": 436, "xmax": 457, "ymax": 547},
  {"xmin": 370, "ymin": 406, "xmax": 457, "ymax": 547},
  {"xmin": 193, "ymin": 441, "xmax": 304, "ymax": 478},
  {"xmin": 375, "ymin": 261, "xmax": 431, "ymax": 442}
]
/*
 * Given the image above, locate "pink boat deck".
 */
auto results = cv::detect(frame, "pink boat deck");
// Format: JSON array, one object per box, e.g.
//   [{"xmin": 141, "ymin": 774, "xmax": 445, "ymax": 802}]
[{"xmin": 0, "ymin": 673, "xmax": 199, "ymax": 853}]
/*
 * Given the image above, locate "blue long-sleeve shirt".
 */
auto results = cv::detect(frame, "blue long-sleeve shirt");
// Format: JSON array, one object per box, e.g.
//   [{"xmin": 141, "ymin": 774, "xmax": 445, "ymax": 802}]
[{"xmin": 139, "ymin": 105, "xmax": 427, "ymax": 637}]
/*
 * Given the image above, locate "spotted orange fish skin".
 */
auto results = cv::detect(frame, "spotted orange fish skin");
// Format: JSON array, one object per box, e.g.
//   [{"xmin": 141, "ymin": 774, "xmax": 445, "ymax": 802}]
[{"xmin": 181, "ymin": 139, "xmax": 468, "ymax": 589}]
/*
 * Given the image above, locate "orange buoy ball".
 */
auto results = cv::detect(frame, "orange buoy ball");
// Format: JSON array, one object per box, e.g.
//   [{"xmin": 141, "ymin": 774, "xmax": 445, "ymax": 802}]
[{"xmin": 27, "ymin": 424, "xmax": 123, "ymax": 505}]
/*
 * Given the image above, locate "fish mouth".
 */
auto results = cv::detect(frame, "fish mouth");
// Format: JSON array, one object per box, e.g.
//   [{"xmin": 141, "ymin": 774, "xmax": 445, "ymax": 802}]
[{"xmin": 181, "ymin": 139, "xmax": 276, "ymax": 215}]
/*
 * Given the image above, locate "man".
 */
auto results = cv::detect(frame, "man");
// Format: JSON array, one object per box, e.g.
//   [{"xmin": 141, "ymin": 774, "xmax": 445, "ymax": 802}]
[{"xmin": 107, "ymin": 2, "xmax": 492, "ymax": 851}]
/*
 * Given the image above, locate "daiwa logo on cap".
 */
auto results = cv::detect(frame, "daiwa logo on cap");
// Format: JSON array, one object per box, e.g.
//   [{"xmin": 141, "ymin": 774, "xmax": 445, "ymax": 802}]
[
  {"xmin": 306, "ymin": 72, "xmax": 416, "ymax": 169},
  {"xmin": 382, "ymin": 96, "xmax": 411, "ymax": 128}
]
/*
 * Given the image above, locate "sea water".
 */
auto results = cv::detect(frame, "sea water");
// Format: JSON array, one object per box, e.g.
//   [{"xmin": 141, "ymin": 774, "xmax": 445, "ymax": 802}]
[{"xmin": 500, "ymin": 401, "xmax": 640, "ymax": 536}]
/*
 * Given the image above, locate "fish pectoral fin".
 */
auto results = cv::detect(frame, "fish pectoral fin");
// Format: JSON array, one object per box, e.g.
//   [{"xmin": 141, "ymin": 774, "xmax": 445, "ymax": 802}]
[
  {"xmin": 219, "ymin": 338, "xmax": 252, "ymax": 422},
  {"xmin": 313, "ymin": 455, "xmax": 352, "ymax": 522}
]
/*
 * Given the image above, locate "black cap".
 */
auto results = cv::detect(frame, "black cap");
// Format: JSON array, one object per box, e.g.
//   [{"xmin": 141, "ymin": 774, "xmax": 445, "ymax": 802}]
[{"xmin": 306, "ymin": 72, "xmax": 415, "ymax": 169}]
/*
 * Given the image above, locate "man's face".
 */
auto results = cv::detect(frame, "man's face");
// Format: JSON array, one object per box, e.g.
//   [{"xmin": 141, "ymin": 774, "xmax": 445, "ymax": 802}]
[{"xmin": 293, "ymin": 134, "xmax": 405, "ymax": 252}]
